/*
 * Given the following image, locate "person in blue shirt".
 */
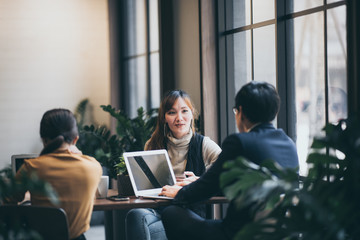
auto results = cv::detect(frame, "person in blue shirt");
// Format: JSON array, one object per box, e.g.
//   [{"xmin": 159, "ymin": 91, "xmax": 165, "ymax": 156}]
[{"xmin": 159, "ymin": 81, "xmax": 299, "ymax": 240}]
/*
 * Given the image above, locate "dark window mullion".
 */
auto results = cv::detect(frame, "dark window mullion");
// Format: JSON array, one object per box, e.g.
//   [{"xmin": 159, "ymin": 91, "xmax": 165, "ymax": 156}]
[
  {"xmin": 226, "ymin": 34, "xmax": 236, "ymax": 135},
  {"xmin": 226, "ymin": 0, "xmax": 236, "ymax": 136},
  {"xmin": 324, "ymin": 0, "xmax": 329, "ymax": 125},
  {"xmin": 347, "ymin": 0, "xmax": 360, "ymax": 116},
  {"xmin": 324, "ymin": 0, "xmax": 331, "ymax": 181},
  {"xmin": 218, "ymin": 0, "xmax": 230, "ymax": 142},
  {"xmin": 276, "ymin": 0, "xmax": 296, "ymax": 141},
  {"xmin": 121, "ymin": 0, "xmax": 131, "ymax": 114},
  {"xmin": 250, "ymin": 0, "xmax": 254, "ymax": 80},
  {"xmin": 276, "ymin": 0, "xmax": 287, "ymax": 133},
  {"xmin": 146, "ymin": 0, "xmax": 151, "ymax": 110}
]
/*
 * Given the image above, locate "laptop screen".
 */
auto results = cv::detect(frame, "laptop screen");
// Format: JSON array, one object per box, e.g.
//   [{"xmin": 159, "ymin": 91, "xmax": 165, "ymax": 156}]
[
  {"xmin": 124, "ymin": 150, "xmax": 175, "ymax": 191},
  {"xmin": 11, "ymin": 154, "xmax": 38, "ymax": 175}
]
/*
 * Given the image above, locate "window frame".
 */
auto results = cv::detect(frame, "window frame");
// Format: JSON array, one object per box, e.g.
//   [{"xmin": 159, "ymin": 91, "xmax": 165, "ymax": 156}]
[
  {"xmin": 217, "ymin": 0, "xmax": 347, "ymax": 143},
  {"xmin": 216, "ymin": 0, "xmax": 348, "ymax": 178},
  {"xmin": 119, "ymin": 0, "xmax": 161, "ymax": 116}
]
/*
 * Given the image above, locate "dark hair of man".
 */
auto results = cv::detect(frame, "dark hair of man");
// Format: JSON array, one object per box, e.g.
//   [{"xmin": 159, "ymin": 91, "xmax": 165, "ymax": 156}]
[
  {"xmin": 39, "ymin": 108, "xmax": 79, "ymax": 156},
  {"xmin": 235, "ymin": 81, "xmax": 280, "ymax": 123},
  {"xmin": 146, "ymin": 90, "xmax": 197, "ymax": 150}
]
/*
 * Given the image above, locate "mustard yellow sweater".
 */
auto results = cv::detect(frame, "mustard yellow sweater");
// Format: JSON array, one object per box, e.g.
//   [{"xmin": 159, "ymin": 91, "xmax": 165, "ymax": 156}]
[{"xmin": 16, "ymin": 149, "xmax": 102, "ymax": 239}]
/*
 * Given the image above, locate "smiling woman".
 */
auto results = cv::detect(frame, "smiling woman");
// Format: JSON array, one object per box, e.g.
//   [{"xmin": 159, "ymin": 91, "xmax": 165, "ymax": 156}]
[
  {"xmin": 126, "ymin": 89, "xmax": 222, "ymax": 240},
  {"xmin": 165, "ymin": 97, "xmax": 194, "ymax": 139}
]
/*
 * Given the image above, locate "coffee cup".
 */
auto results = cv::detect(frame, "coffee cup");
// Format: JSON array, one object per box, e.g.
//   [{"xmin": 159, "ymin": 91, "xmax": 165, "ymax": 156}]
[{"xmin": 96, "ymin": 175, "xmax": 109, "ymax": 199}]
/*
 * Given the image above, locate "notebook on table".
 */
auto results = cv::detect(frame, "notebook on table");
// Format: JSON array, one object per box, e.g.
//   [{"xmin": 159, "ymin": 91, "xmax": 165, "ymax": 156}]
[{"xmin": 123, "ymin": 149, "xmax": 176, "ymax": 200}]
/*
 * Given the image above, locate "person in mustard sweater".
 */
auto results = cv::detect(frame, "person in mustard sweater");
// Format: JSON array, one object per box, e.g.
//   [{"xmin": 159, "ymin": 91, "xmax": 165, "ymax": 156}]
[{"xmin": 13, "ymin": 108, "xmax": 102, "ymax": 240}]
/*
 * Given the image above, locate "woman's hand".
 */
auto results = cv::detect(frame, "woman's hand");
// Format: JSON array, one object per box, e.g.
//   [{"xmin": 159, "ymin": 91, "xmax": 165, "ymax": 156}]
[
  {"xmin": 160, "ymin": 185, "xmax": 182, "ymax": 198},
  {"xmin": 175, "ymin": 171, "xmax": 199, "ymax": 186},
  {"xmin": 183, "ymin": 171, "xmax": 199, "ymax": 183},
  {"xmin": 184, "ymin": 171, "xmax": 199, "ymax": 180}
]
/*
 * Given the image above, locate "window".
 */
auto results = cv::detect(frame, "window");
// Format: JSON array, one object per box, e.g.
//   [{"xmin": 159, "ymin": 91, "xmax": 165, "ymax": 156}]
[
  {"xmin": 218, "ymin": 0, "xmax": 347, "ymax": 176},
  {"xmin": 122, "ymin": 0, "xmax": 160, "ymax": 117}
]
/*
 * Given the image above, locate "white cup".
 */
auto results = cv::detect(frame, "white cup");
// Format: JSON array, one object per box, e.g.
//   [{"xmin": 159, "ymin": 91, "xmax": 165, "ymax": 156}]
[{"xmin": 97, "ymin": 176, "xmax": 109, "ymax": 199}]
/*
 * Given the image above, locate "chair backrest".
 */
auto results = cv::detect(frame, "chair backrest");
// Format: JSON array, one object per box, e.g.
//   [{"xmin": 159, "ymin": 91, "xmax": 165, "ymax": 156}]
[{"xmin": 0, "ymin": 205, "xmax": 70, "ymax": 240}]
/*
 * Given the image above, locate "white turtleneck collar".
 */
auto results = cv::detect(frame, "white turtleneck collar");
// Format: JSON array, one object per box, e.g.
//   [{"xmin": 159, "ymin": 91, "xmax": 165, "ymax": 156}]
[{"xmin": 166, "ymin": 129, "xmax": 193, "ymax": 175}]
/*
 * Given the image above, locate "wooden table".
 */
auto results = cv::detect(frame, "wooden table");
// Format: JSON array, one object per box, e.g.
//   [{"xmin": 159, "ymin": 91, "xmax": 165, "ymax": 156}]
[
  {"xmin": 23, "ymin": 190, "xmax": 228, "ymax": 239},
  {"xmin": 93, "ymin": 190, "xmax": 228, "ymax": 210},
  {"xmin": 93, "ymin": 189, "xmax": 169, "ymax": 240},
  {"xmin": 94, "ymin": 196, "xmax": 159, "ymax": 211},
  {"xmin": 93, "ymin": 190, "xmax": 228, "ymax": 240}
]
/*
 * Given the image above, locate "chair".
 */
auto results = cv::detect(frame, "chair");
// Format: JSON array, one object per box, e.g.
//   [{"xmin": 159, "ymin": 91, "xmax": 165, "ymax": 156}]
[{"xmin": 0, "ymin": 205, "xmax": 69, "ymax": 240}]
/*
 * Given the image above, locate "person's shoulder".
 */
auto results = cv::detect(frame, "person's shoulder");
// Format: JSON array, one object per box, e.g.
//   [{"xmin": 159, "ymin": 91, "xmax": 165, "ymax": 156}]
[
  {"xmin": 221, "ymin": 133, "xmax": 244, "ymax": 149},
  {"xmin": 193, "ymin": 133, "xmax": 220, "ymax": 147},
  {"xmin": 71, "ymin": 154, "xmax": 102, "ymax": 178},
  {"xmin": 21, "ymin": 156, "xmax": 40, "ymax": 170},
  {"xmin": 78, "ymin": 154, "xmax": 101, "ymax": 168},
  {"xmin": 24, "ymin": 155, "xmax": 42, "ymax": 162},
  {"xmin": 202, "ymin": 135, "xmax": 216, "ymax": 143},
  {"xmin": 224, "ymin": 132, "xmax": 243, "ymax": 141},
  {"xmin": 202, "ymin": 135, "xmax": 221, "ymax": 151},
  {"xmin": 255, "ymin": 124, "xmax": 294, "ymax": 141},
  {"xmin": 24, "ymin": 155, "xmax": 48, "ymax": 165},
  {"xmin": 82, "ymin": 154, "xmax": 99, "ymax": 162},
  {"xmin": 243, "ymin": 123, "xmax": 277, "ymax": 138}
]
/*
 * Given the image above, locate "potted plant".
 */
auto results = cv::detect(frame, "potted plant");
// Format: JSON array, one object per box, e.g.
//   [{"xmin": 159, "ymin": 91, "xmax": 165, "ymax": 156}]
[
  {"xmin": 83, "ymin": 105, "xmax": 158, "ymax": 196},
  {"xmin": 220, "ymin": 117, "xmax": 360, "ymax": 239},
  {"xmin": 114, "ymin": 157, "xmax": 134, "ymax": 196}
]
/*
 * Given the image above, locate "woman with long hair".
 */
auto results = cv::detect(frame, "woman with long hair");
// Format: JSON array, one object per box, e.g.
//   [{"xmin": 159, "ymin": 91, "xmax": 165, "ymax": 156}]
[{"xmin": 126, "ymin": 90, "xmax": 221, "ymax": 240}]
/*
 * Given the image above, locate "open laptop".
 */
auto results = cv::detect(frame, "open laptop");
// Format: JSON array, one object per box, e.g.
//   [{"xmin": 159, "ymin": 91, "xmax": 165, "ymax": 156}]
[
  {"xmin": 11, "ymin": 154, "xmax": 38, "ymax": 175},
  {"xmin": 123, "ymin": 149, "xmax": 176, "ymax": 200}
]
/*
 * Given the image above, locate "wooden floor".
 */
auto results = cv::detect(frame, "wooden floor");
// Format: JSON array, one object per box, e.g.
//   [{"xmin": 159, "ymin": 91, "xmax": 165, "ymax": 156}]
[{"xmin": 85, "ymin": 225, "xmax": 105, "ymax": 240}]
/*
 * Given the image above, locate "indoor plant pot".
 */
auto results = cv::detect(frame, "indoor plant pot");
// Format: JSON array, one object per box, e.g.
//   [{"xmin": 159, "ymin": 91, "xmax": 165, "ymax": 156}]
[
  {"xmin": 117, "ymin": 174, "xmax": 134, "ymax": 197},
  {"xmin": 115, "ymin": 157, "xmax": 134, "ymax": 197}
]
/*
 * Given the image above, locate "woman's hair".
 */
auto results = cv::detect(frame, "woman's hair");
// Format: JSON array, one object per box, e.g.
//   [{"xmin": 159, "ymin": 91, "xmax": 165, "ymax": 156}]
[
  {"xmin": 39, "ymin": 108, "xmax": 79, "ymax": 155},
  {"xmin": 235, "ymin": 81, "xmax": 280, "ymax": 123},
  {"xmin": 146, "ymin": 90, "xmax": 197, "ymax": 150}
]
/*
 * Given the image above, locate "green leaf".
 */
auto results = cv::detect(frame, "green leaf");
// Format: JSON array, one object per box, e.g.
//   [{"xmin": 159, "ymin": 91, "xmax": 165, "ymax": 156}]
[
  {"xmin": 311, "ymin": 139, "xmax": 327, "ymax": 149},
  {"xmin": 82, "ymin": 105, "xmax": 159, "ymax": 178},
  {"xmin": 307, "ymin": 153, "xmax": 340, "ymax": 165}
]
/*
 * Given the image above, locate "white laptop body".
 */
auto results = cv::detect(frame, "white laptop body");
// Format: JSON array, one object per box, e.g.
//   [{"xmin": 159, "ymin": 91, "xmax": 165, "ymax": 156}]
[{"xmin": 123, "ymin": 149, "xmax": 176, "ymax": 200}]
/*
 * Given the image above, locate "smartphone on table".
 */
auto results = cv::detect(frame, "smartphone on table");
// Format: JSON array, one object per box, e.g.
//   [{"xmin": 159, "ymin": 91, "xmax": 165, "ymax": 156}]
[{"xmin": 106, "ymin": 195, "xmax": 130, "ymax": 201}]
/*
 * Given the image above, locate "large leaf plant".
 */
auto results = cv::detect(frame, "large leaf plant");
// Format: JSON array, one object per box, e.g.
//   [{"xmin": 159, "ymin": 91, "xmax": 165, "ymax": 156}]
[
  {"xmin": 82, "ymin": 105, "xmax": 158, "ymax": 179},
  {"xmin": 220, "ymin": 117, "xmax": 360, "ymax": 240}
]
